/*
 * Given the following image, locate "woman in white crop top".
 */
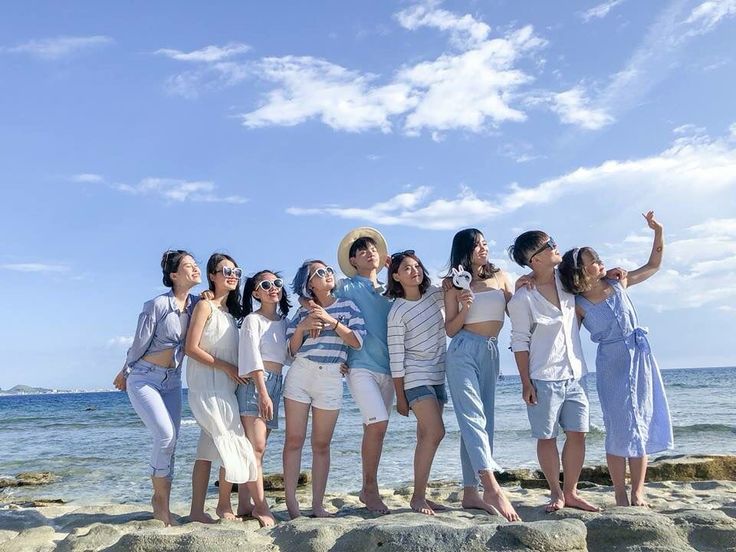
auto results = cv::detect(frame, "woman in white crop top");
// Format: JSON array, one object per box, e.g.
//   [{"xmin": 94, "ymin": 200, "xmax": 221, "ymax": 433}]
[{"xmin": 443, "ymin": 228, "xmax": 521, "ymax": 522}]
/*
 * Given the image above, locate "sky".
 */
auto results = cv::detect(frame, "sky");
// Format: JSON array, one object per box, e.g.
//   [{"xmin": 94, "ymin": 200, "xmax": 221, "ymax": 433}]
[{"xmin": 1, "ymin": 0, "xmax": 735, "ymax": 390}]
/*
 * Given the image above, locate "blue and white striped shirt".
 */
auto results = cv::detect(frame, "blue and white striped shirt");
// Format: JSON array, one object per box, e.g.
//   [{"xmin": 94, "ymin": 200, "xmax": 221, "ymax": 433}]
[{"xmin": 287, "ymin": 298, "xmax": 365, "ymax": 364}]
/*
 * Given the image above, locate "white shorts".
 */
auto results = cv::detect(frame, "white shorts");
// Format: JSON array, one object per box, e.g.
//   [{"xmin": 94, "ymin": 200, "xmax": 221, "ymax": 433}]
[
  {"xmin": 283, "ymin": 356, "xmax": 344, "ymax": 411},
  {"xmin": 346, "ymin": 368, "xmax": 394, "ymax": 425}
]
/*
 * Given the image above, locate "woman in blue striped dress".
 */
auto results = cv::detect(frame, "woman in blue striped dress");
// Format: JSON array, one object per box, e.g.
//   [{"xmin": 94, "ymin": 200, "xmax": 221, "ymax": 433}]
[
  {"xmin": 283, "ymin": 260, "xmax": 366, "ymax": 519},
  {"xmin": 558, "ymin": 211, "xmax": 673, "ymax": 507}
]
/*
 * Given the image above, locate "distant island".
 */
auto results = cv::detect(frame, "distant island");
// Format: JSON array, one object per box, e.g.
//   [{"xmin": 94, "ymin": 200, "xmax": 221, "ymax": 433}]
[{"xmin": 0, "ymin": 385, "xmax": 71, "ymax": 396}]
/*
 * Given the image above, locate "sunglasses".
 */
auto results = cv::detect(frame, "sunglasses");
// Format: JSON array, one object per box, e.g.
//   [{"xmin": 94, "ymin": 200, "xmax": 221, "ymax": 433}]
[
  {"xmin": 391, "ymin": 249, "xmax": 415, "ymax": 260},
  {"xmin": 528, "ymin": 237, "xmax": 557, "ymax": 264},
  {"xmin": 256, "ymin": 278, "xmax": 284, "ymax": 291},
  {"xmin": 220, "ymin": 266, "xmax": 242, "ymax": 279},
  {"xmin": 309, "ymin": 266, "xmax": 335, "ymax": 280}
]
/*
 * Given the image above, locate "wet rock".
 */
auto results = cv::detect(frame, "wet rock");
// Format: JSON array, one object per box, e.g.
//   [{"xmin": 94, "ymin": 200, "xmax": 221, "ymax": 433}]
[
  {"xmin": 217, "ymin": 471, "xmax": 311, "ymax": 493},
  {"xmin": 647, "ymin": 455, "xmax": 736, "ymax": 482},
  {"xmin": 0, "ymin": 473, "xmax": 58, "ymax": 489}
]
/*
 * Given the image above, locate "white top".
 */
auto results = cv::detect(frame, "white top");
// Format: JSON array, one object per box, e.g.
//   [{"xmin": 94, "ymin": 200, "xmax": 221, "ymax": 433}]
[
  {"xmin": 507, "ymin": 271, "xmax": 587, "ymax": 381},
  {"xmin": 238, "ymin": 313, "xmax": 288, "ymax": 377},
  {"xmin": 387, "ymin": 286, "xmax": 446, "ymax": 390},
  {"xmin": 463, "ymin": 288, "xmax": 506, "ymax": 324}
]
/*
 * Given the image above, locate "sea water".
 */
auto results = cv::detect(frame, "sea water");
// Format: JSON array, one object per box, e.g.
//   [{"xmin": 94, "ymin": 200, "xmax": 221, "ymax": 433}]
[{"xmin": 1, "ymin": 367, "xmax": 734, "ymax": 505}]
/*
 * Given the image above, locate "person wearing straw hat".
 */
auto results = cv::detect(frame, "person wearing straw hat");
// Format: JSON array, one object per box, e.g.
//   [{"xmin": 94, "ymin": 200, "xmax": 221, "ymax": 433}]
[{"xmin": 334, "ymin": 227, "xmax": 394, "ymax": 514}]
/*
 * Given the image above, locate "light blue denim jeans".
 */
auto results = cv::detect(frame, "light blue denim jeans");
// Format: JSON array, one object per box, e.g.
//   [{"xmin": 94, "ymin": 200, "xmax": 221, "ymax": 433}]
[
  {"xmin": 446, "ymin": 330, "xmax": 502, "ymax": 487},
  {"xmin": 126, "ymin": 359, "xmax": 182, "ymax": 480}
]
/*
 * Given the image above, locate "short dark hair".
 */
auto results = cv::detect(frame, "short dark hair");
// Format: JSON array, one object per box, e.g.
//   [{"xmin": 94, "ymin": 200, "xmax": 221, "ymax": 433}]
[
  {"xmin": 507, "ymin": 231, "xmax": 548, "ymax": 268},
  {"xmin": 384, "ymin": 251, "xmax": 431, "ymax": 299},
  {"xmin": 445, "ymin": 228, "xmax": 499, "ymax": 279},
  {"xmin": 160, "ymin": 249, "xmax": 194, "ymax": 288},
  {"xmin": 349, "ymin": 237, "xmax": 377, "ymax": 259},
  {"xmin": 558, "ymin": 247, "xmax": 598, "ymax": 294}
]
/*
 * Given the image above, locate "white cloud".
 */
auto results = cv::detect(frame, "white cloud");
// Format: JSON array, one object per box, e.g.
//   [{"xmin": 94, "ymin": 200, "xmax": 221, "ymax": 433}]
[
  {"xmin": 117, "ymin": 177, "xmax": 248, "ymax": 204},
  {"xmin": 580, "ymin": 0, "xmax": 627, "ymax": 22},
  {"xmin": 0, "ymin": 263, "xmax": 70, "ymax": 273},
  {"xmin": 2, "ymin": 35, "xmax": 113, "ymax": 60},
  {"xmin": 107, "ymin": 336, "xmax": 134, "ymax": 348},
  {"xmin": 550, "ymin": 86, "xmax": 614, "ymax": 130},
  {"xmin": 70, "ymin": 173, "xmax": 104, "ymax": 183},
  {"xmin": 155, "ymin": 42, "xmax": 250, "ymax": 63},
  {"xmin": 395, "ymin": 1, "xmax": 491, "ymax": 49},
  {"xmin": 684, "ymin": 0, "xmax": 736, "ymax": 35}
]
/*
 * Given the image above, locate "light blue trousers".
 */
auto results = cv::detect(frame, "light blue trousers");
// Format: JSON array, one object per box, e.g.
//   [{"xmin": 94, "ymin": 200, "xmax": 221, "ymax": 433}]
[
  {"xmin": 446, "ymin": 330, "xmax": 502, "ymax": 487},
  {"xmin": 126, "ymin": 360, "xmax": 182, "ymax": 480}
]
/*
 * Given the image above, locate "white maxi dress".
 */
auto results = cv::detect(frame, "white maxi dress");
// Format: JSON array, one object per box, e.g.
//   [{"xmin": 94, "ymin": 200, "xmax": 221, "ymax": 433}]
[{"xmin": 187, "ymin": 302, "xmax": 258, "ymax": 484}]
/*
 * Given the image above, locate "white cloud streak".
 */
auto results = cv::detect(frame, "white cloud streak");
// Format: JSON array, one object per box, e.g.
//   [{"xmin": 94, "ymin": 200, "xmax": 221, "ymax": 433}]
[
  {"xmin": 580, "ymin": 0, "xmax": 627, "ymax": 22},
  {"xmin": 550, "ymin": 86, "xmax": 615, "ymax": 130},
  {"xmin": 0, "ymin": 263, "xmax": 70, "ymax": 273},
  {"xmin": 684, "ymin": 0, "xmax": 736, "ymax": 35},
  {"xmin": 155, "ymin": 42, "xmax": 250, "ymax": 62},
  {"xmin": 107, "ymin": 336, "xmax": 134, "ymax": 348},
  {"xmin": 70, "ymin": 173, "xmax": 104, "ymax": 183},
  {"xmin": 2, "ymin": 35, "xmax": 113, "ymax": 60}
]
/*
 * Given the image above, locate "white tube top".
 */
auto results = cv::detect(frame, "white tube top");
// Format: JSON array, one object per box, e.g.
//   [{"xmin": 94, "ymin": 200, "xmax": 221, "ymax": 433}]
[{"xmin": 463, "ymin": 289, "xmax": 506, "ymax": 323}]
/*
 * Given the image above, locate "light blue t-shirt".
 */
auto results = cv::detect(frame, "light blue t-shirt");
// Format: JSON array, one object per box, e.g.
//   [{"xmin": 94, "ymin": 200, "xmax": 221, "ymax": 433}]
[{"xmin": 334, "ymin": 275, "xmax": 392, "ymax": 374}]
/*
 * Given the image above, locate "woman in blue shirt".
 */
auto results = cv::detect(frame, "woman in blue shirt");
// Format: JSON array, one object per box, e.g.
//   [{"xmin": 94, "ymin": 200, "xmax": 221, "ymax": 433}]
[{"xmin": 112, "ymin": 249, "xmax": 201, "ymax": 526}]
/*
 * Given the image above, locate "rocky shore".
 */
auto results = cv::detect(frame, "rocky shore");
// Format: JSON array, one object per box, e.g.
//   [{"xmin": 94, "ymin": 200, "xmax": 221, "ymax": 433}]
[{"xmin": 1, "ymin": 455, "xmax": 735, "ymax": 551}]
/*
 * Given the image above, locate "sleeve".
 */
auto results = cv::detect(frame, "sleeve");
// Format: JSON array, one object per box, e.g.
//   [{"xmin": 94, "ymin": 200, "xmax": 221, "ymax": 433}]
[
  {"xmin": 238, "ymin": 315, "xmax": 265, "ymax": 376},
  {"xmin": 125, "ymin": 300, "xmax": 157, "ymax": 368},
  {"xmin": 427, "ymin": 285, "xmax": 444, "ymax": 309},
  {"xmin": 343, "ymin": 300, "xmax": 365, "ymax": 350},
  {"xmin": 508, "ymin": 293, "xmax": 533, "ymax": 353},
  {"xmin": 386, "ymin": 307, "xmax": 406, "ymax": 378}
]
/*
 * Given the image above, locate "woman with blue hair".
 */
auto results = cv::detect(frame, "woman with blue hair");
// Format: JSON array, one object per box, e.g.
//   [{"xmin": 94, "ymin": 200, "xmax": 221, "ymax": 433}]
[{"xmin": 282, "ymin": 259, "xmax": 366, "ymax": 519}]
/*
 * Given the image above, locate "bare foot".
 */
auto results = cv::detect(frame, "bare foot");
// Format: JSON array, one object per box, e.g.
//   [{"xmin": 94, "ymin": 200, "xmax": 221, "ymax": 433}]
[
  {"xmin": 151, "ymin": 494, "xmax": 174, "ymax": 526},
  {"xmin": 545, "ymin": 493, "xmax": 565, "ymax": 513},
  {"xmin": 311, "ymin": 505, "xmax": 336, "ymax": 518},
  {"xmin": 237, "ymin": 501, "xmax": 254, "ymax": 518},
  {"xmin": 410, "ymin": 496, "xmax": 435, "ymax": 516},
  {"xmin": 252, "ymin": 504, "xmax": 276, "ymax": 527},
  {"xmin": 461, "ymin": 493, "xmax": 501, "ymax": 516},
  {"xmin": 216, "ymin": 507, "xmax": 239, "ymax": 521},
  {"xmin": 614, "ymin": 489, "xmax": 630, "ymax": 507},
  {"xmin": 630, "ymin": 492, "xmax": 649, "ymax": 508},
  {"xmin": 359, "ymin": 490, "xmax": 390, "ymax": 515},
  {"xmin": 286, "ymin": 498, "xmax": 302, "ymax": 520},
  {"xmin": 188, "ymin": 512, "xmax": 216, "ymax": 524},
  {"xmin": 483, "ymin": 489, "xmax": 521, "ymax": 522},
  {"xmin": 426, "ymin": 498, "xmax": 447, "ymax": 511},
  {"xmin": 564, "ymin": 492, "xmax": 601, "ymax": 512}
]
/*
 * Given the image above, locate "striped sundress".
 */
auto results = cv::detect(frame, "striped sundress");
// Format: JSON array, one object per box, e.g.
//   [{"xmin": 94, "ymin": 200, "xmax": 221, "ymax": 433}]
[{"xmin": 577, "ymin": 280, "xmax": 674, "ymax": 458}]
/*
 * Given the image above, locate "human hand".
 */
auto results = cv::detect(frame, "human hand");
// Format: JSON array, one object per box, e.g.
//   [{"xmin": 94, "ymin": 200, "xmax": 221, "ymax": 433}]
[
  {"xmin": 113, "ymin": 370, "xmax": 127, "ymax": 391},
  {"xmin": 259, "ymin": 393, "xmax": 274, "ymax": 421},
  {"xmin": 200, "ymin": 289, "xmax": 214, "ymax": 300},
  {"xmin": 643, "ymin": 210, "xmax": 662, "ymax": 232},
  {"xmin": 515, "ymin": 273, "xmax": 535, "ymax": 291},
  {"xmin": 459, "ymin": 289, "xmax": 474, "ymax": 309},
  {"xmin": 339, "ymin": 363, "xmax": 350, "ymax": 376},
  {"xmin": 606, "ymin": 267, "xmax": 628, "ymax": 281},
  {"xmin": 396, "ymin": 395, "xmax": 410, "ymax": 417},
  {"xmin": 224, "ymin": 364, "xmax": 248, "ymax": 385},
  {"xmin": 522, "ymin": 382, "xmax": 537, "ymax": 405},
  {"xmin": 441, "ymin": 277, "xmax": 453, "ymax": 292}
]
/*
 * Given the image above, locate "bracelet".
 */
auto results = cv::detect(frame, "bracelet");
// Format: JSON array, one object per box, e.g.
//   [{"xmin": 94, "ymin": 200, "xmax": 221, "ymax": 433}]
[{"xmin": 333, "ymin": 315, "xmax": 344, "ymax": 331}]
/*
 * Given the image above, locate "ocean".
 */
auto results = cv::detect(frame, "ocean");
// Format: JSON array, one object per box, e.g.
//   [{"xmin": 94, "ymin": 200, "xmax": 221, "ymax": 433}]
[{"xmin": 1, "ymin": 367, "xmax": 734, "ymax": 505}]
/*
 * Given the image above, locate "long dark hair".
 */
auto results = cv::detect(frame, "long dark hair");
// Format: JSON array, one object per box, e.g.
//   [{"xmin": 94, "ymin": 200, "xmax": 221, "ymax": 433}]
[
  {"xmin": 160, "ymin": 249, "xmax": 194, "ymax": 288},
  {"xmin": 384, "ymin": 251, "xmax": 431, "ymax": 299},
  {"xmin": 446, "ymin": 228, "xmax": 499, "ymax": 279},
  {"xmin": 243, "ymin": 270, "xmax": 291, "ymax": 318},
  {"xmin": 206, "ymin": 253, "xmax": 243, "ymax": 320}
]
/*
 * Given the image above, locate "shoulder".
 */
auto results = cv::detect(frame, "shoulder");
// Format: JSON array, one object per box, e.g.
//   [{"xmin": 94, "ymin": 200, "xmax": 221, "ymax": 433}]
[
  {"xmin": 193, "ymin": 299, "xmax": 213, "ymax": 315},
  {"xmin": 242, "ymin": 313, "xmax": 262, "ymax": 329},
  {"xmin": 388, "ymin": 299, "xmax": 406, "ymax": 317},
  {"xmin": 508, "ymin": 288, "xmax": 531, "ymax": 308}
]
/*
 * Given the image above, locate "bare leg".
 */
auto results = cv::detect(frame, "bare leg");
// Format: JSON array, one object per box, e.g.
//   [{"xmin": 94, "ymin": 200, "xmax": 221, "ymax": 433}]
[
  {"xmin": 479, "ymin": 470, "xmax": 521, "ymax": 521},
  {"xmin": 359, "ymin": 420, "xmax": 390, "ymax": 514},
  {"xmin": 215, "ymin": 468, "xmax": 238, "ymax": 520},
  {"xmin": 151, "ymin": 476, "xmax": 178, "ymax": 526},
  {"xmin": 629, "ymin": 456, "xmax": 649, "ymax": 507},
  {"xmin": 239, "ymin": 416, "xmax": 270, "ymax": 517},
  {"xmin": 537, "ymin": 438, "xmax": 565, "ymax": 512},
  {"xmin": 561, "ymin": 432, "xmax": 599, "ymax": 512},
  {"xmin": 607, "ymin": 453, "xmax": 629, "ymax": 506},
  {"xmin": 410, "ymin": 399, "xmax": 445, "ymax": 515},
  {"xmin": 189, "ymin": 460, "xmax": 215, "ymax": 523},
  {"xmin": 310, "ymin": 406, "xmax": 340, "ymax": 517},
  {"xmin": 283, "ymin": 398, "xmax": 310, "ymax": 520}
]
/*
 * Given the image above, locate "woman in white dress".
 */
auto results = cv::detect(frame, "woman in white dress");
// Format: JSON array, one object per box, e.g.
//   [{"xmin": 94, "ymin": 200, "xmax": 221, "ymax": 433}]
[{"xmin": 185, "ymin": 253, "xmax": 273, "ymax": 527}]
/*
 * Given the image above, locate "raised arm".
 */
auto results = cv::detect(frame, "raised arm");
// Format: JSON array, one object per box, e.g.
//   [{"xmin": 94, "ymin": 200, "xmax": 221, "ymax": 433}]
[{"xmin": 625, "ymin": 211, "xmax": 664, "ymax": 288}]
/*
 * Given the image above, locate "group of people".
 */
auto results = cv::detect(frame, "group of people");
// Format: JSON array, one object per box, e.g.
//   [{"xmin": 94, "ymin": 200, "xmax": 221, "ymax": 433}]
[{"xmin": 113, "ymin": 212, "xmax": 673, "ymax": 526}]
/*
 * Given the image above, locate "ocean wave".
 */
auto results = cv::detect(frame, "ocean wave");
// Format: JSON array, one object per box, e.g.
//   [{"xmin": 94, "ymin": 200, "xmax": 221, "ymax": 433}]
[
  {"xmin": 674, "ymin": 423, "xmax": 735, "ymax": 435},
  {"xmin": 180, "ymin": 418, "xmax": 198, "ymax": 426}
]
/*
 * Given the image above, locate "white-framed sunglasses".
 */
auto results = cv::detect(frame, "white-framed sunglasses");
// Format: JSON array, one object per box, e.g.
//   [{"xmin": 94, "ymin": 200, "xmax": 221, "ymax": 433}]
[
  {"xmin": 257, "ymin": 278, "xmax": 284, "ymax": 291},
  {"xmin": 309, "ymin": 266, "xmax": 335, "ymax": 280},
  {"xmin": 220, "ymin": 266, "xmax": 243, "ymax": 279}
]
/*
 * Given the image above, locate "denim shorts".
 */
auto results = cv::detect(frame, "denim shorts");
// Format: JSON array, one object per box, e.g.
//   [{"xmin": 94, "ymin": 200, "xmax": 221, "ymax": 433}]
[
  {"xmin": 236, "ymin": 369, "xmax": 283, "ymax": 430},
  {"xmin": 527, "ymin": 378, "xmax": 589, "ymax": 439},
  {"xmin": 404, "ymin": 384, "xmax": 448, "ymax": 408}
]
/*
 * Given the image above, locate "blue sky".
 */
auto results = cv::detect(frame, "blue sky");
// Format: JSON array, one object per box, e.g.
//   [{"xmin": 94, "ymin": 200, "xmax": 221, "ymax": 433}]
[{"xmin": 1, "ymin": 0, "xmax": 735, "ymax": 389}]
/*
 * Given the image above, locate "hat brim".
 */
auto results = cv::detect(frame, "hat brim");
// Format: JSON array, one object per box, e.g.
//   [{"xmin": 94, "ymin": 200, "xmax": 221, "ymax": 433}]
[{"xmin": 337, "ymin": 227, "xmax": 388, "ymax": 278}]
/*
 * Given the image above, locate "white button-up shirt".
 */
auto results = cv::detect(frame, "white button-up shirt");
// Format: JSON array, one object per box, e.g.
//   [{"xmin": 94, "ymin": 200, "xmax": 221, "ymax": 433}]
[{"xmin": 508, "ymin": 271, "xmax": 587, "ymax": 381}]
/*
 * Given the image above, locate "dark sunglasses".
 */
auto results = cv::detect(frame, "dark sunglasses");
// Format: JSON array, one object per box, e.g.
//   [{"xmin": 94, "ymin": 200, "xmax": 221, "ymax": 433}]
[
  {"xmin": 528, "ymin": 237, "xmax": 557, "ymax": 264},
  {"xmin": 309, "ymin": 266, "xmax": 335, "ymax": 280},
  {"xmin": 257, "ymin": 278, "xmax": 284, "ymax": 291},
  {"xmin": 219, "ymin": 266, "xmax": 242, "ymax": 279}
]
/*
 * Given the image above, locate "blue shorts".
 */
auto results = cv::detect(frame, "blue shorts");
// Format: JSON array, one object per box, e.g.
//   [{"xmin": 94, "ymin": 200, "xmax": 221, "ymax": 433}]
[
  {"xmin": 404, "ymin": 384, "xmax": 448, "ymax": 408},
  {"xmin": 527, "ymin": 378, "xmax": 589, "ymax": 439},
  {"xmin": 235, "ymin": 370, "xmax": 283, "ymax": 430}
]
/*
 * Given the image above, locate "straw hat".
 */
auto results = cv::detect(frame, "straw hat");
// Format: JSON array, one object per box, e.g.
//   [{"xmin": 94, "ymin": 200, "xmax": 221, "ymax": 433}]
[{"xmin": 337, "ymin": 227, "xmax": 388, "ymax": 278}]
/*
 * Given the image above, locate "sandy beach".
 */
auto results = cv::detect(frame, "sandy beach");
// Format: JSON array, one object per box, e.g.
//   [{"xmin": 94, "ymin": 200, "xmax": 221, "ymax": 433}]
[{"xmin": 2, "ymin": 455, "xmax": 735, "ymax": 551}]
